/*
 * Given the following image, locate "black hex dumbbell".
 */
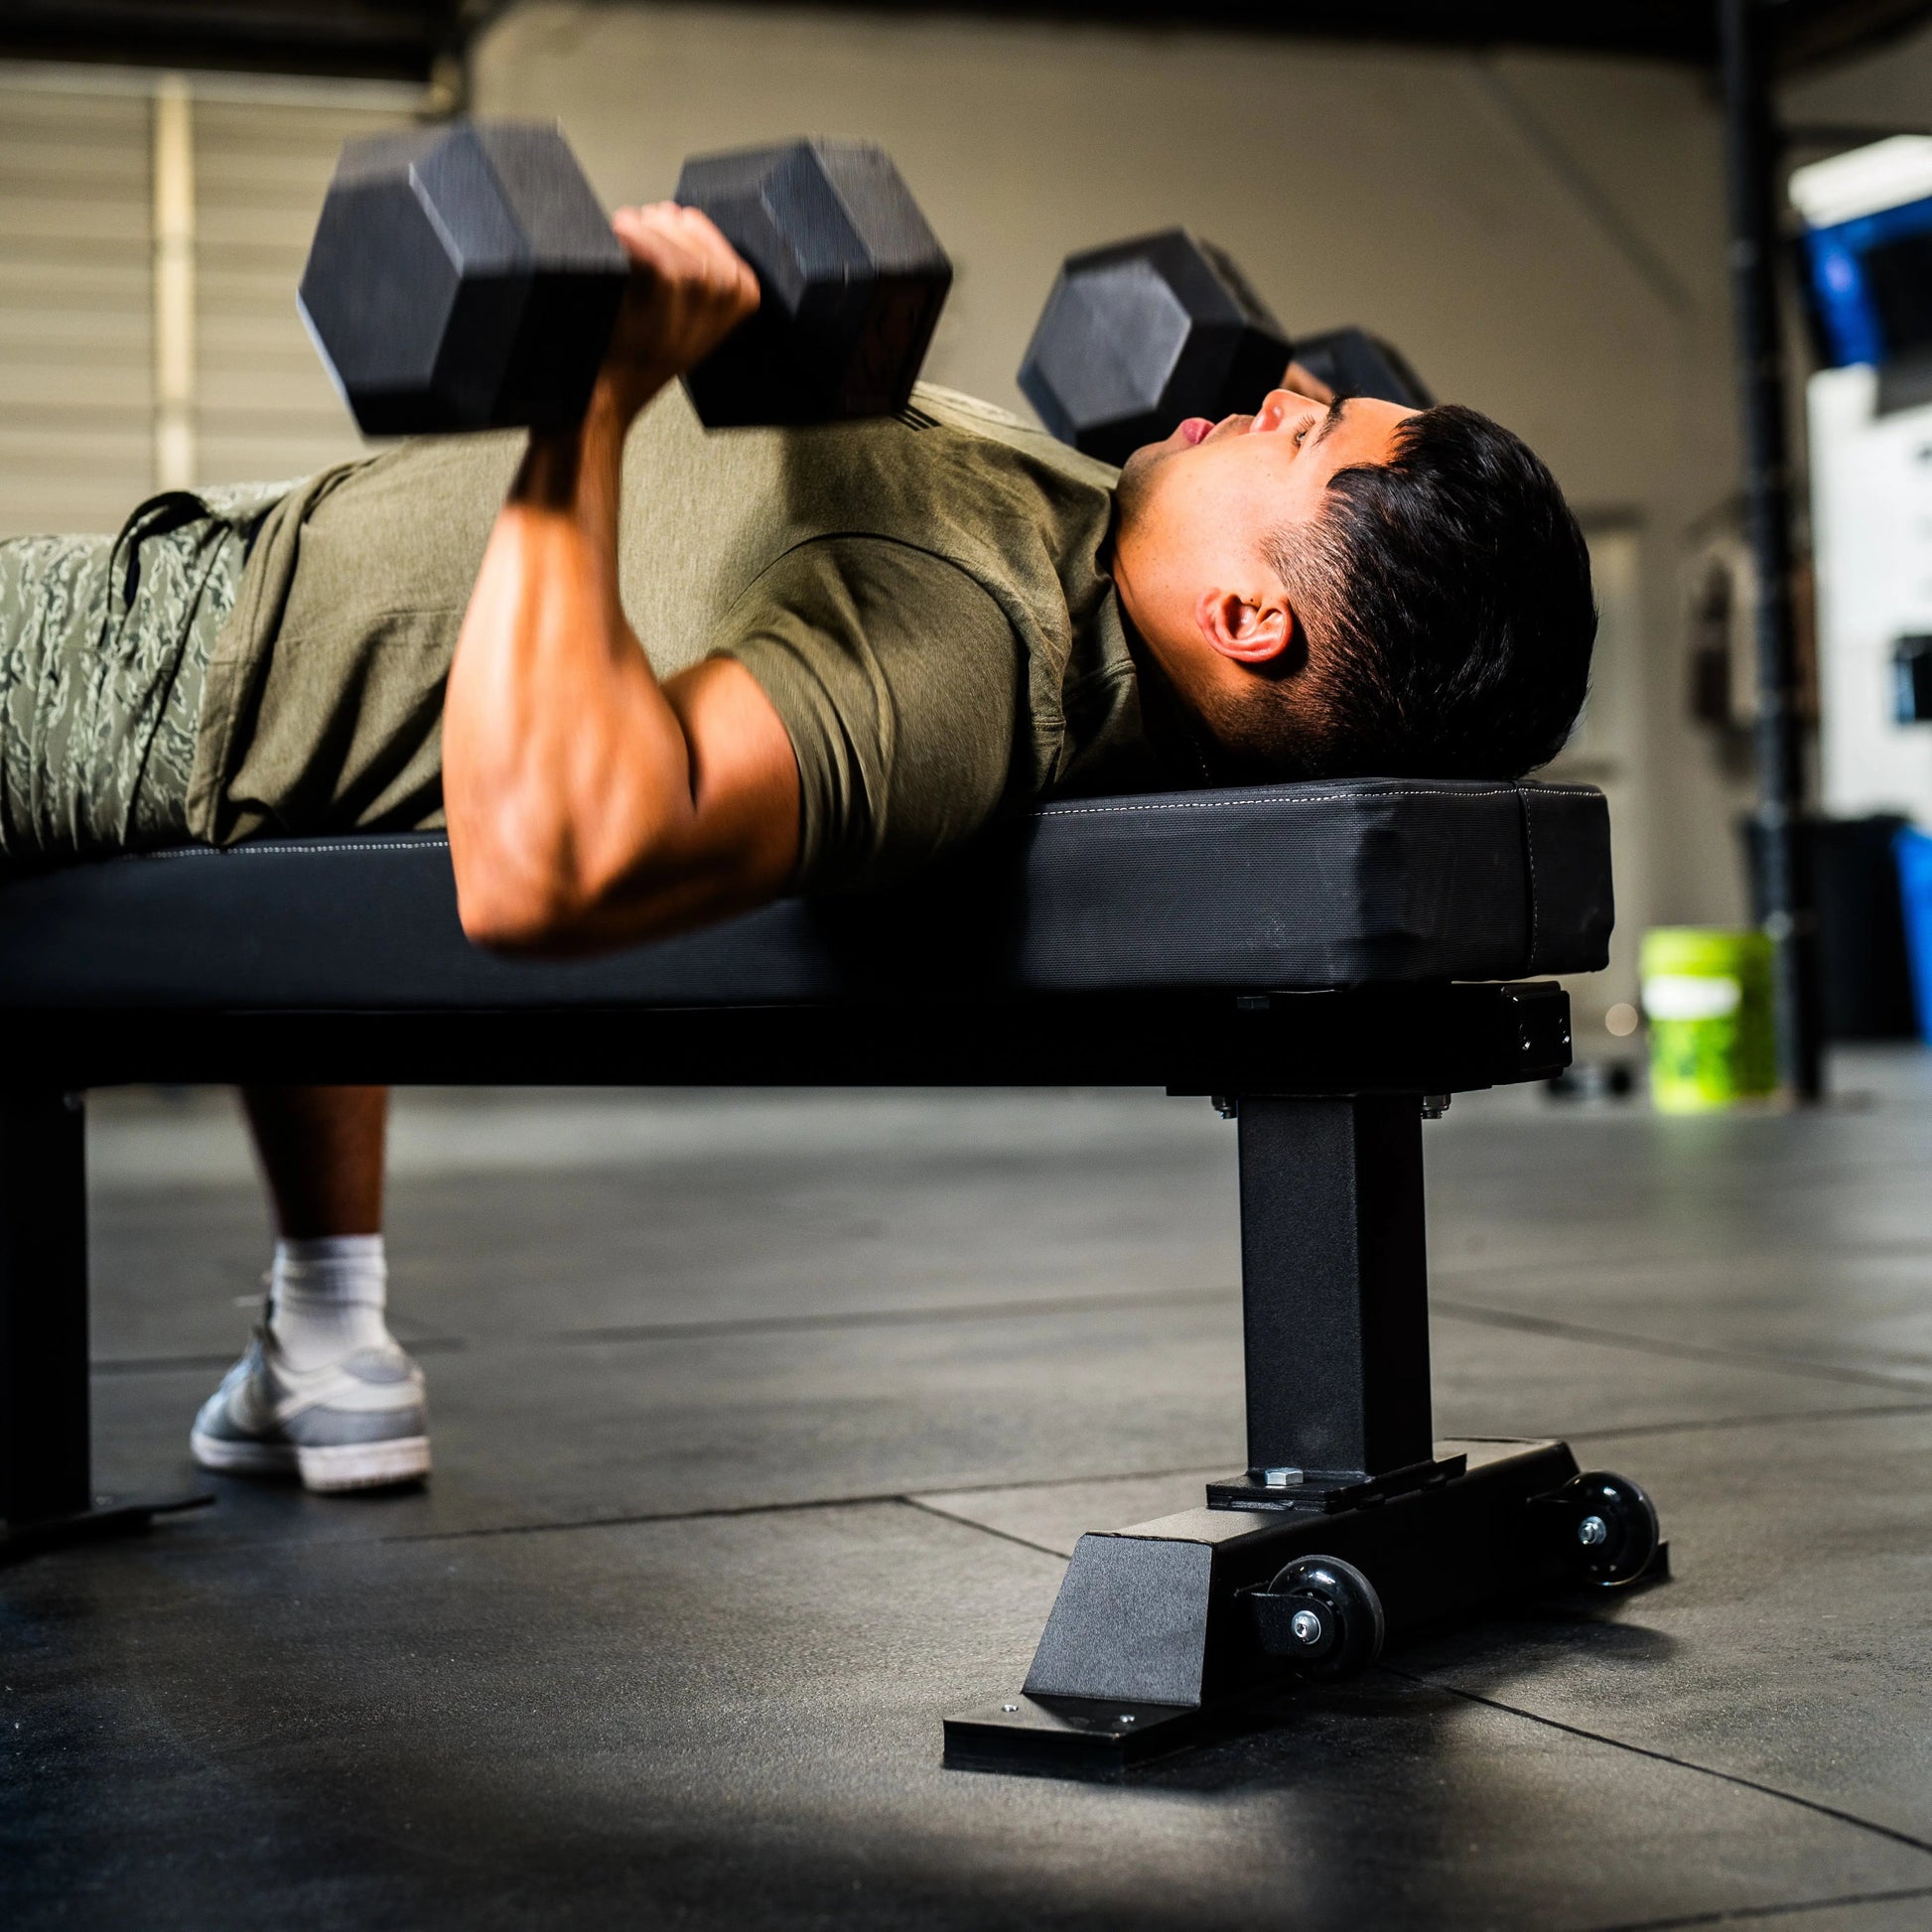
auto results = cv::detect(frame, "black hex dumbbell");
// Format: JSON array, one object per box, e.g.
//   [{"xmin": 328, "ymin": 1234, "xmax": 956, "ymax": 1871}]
[
  {"xmin": 298, "ymin": 119, "xmax": 952, "ymax": 437},
  {"xmin": 1292, "ymin": 325, "xmax": 1434, "ymax": 418},
  {"xmin": 1019, "ymin": 227, "xmax": 1431, "ymax": 466},
  {"xmin": 1020, "ymin": 229, "xmax": 1289, "ymax": 467}
]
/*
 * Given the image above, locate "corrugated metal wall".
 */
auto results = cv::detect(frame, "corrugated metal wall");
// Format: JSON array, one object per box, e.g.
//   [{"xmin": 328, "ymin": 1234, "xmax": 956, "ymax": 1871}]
[
  {"xmin": 0, "ymin": 84, "xmax": 153, "ymax": 534},
  {"xmin": 0, "ymin": 69, "xmax": 422, "ymax": 539},
  {"xmin": 194, "ymin": 94, "xmax": 407, "ymax": 486}
]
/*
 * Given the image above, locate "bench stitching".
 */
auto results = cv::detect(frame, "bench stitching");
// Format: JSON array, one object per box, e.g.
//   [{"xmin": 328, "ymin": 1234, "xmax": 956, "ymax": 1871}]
[
  {"xmin": 147, "ymin": 838, "xmax": 455, "ymax": 861},
  {"xmin": 1518, "ymin": 785, "xmax": 1541, "ymax": 970},
  {"xmin": 1039, "ymin": 787, "xmax": 1522, "ymax": 819},
  {"xmin": 1038, "ymin": 783, "xmax": 1601, "ymax": 805}
]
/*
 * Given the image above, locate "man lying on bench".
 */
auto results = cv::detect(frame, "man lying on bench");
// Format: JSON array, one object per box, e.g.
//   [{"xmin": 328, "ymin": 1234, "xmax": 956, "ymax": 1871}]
[{"xmin": 0, "ymin": 203, "xmax": 1596, "ymax": 1495}]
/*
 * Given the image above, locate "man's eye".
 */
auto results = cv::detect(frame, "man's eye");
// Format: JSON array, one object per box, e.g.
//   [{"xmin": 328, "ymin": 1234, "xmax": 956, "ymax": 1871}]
[{"xmin": 1293, "ymin": 421, "xmax": 1311, "ymax": 447}]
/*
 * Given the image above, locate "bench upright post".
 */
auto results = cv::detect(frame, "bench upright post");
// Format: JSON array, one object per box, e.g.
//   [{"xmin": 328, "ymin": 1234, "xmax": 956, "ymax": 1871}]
[{"xmin": 1237, "ymin": 1095, "xmax": 1434, "ymax": 1484}]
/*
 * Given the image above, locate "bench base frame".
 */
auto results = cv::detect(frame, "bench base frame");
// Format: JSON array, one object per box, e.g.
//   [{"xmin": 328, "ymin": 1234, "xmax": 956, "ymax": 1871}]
[
  {"xmin": 0, "ymin": 1492, "xmax": 212, "ymax": 1567},
  {"xmin": 943, "ymin": 1438, "xmax": 1663, "ymax": 1776}
]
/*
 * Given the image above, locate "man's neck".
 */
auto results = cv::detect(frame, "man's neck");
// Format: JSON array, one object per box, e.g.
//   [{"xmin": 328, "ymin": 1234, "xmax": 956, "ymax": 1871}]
[{"xmin": 1117, "ymin": 601, "xmax": 1224, "ymax": 789}]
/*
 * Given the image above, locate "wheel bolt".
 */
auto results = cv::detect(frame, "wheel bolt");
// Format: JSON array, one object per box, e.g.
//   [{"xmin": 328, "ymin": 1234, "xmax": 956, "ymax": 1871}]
[
  {"xmin": 1578, "ymin": 1514, "xmax": 1609, "ymax": 1547},
  {"xmin": 1290, "ymin": 1608, "xmax": 1323, "ymax": 1645}
]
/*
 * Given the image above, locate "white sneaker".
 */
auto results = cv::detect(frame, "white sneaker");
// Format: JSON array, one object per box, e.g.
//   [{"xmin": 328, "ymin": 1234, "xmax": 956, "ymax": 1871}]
[{"xmin": 191, "ymin": 1323, "xmax": 431, "ymax": 1493}]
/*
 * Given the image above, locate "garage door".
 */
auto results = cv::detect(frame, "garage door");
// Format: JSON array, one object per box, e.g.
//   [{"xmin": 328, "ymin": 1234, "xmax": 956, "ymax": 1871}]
[{"xmin": 0, "ymin": 66, "xmax": 421, "ymax": 540}]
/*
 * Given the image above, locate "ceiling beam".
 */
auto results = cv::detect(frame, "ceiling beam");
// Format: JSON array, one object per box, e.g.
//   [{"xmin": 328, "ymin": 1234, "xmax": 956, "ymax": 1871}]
[{"xmin": 0, "ymin": 1, "xmax": 1925, "ymax": 89}]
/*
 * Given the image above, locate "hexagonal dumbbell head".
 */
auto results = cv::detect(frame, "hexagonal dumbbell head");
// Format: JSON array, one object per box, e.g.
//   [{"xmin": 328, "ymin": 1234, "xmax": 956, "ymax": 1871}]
[
  {"xmin": 298, "ymin": 121, "xmax": 629, "ymax": 436},
  {"xmin": 1019, "ymin": 229, "xmax": 1292, "ymax": 467},
  {"xmin": 675, "ymin": 139, "xmax": 952, "ymax": 428},
  {"xmin": 1293, "ymin": 326, "xmax": 1435, "ymax": 410}
]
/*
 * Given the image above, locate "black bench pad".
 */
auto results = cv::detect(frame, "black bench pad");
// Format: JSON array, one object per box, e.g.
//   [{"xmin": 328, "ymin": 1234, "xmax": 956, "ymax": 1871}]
[{"xmin": 0, "ymin": 778, "xmax": 1610, "ymax": 1010}]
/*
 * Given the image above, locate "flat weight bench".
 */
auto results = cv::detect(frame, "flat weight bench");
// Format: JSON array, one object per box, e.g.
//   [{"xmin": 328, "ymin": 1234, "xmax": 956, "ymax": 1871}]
[{"xmin": 0, "ymin": 774, "xmax": 1659, "ymax": 1773}]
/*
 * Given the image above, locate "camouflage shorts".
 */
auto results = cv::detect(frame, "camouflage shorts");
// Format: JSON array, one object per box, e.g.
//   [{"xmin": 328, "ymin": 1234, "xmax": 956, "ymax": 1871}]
[{"xmin": 0, "ymin": 482, "xmax": 286, "ymax": 871}]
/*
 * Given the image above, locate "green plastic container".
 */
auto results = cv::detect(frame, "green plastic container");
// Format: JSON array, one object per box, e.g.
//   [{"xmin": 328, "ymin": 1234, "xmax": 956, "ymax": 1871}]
[{"xmin": 1639, "ymin": 927, "xmax": 1777, "ymax": 1113}]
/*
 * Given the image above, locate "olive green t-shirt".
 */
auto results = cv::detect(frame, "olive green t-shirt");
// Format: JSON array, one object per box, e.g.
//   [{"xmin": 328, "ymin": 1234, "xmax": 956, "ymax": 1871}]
[{"xmin": 186, "ymin": 382, "xmax": 1171, "ymax": 891}]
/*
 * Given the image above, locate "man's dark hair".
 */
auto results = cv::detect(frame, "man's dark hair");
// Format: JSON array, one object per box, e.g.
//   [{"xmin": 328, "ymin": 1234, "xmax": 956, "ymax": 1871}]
[{"xmin": 1252, "ymin": 403, "xmax": 1595, "ymax": 780}]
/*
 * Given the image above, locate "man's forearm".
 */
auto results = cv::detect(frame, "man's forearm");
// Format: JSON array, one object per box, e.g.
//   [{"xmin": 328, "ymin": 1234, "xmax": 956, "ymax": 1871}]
[
  {"xmin": 442, "ymin": 203, "xmax": 798, "ymax": 957},
  {"xmin": 443, "ymin": 384, "xmax": 701, "ymax": 946}
]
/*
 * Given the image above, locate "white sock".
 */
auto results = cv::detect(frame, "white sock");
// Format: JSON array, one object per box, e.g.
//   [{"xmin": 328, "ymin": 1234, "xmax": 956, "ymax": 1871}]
[{"xmin": 267, "ymin": 1234, "xmax": 391, "ymax": 1371}]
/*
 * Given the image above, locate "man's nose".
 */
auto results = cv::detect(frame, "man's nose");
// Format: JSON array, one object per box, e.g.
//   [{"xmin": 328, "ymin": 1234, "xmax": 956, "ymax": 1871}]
[{"xmin": 1252, "ymin": 389, "xmax": 1313, "ymax": 431}]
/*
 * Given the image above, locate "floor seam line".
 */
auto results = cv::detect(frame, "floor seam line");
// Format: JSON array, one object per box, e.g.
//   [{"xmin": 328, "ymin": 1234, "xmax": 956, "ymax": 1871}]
[
  {"xmin": 1580, "ymin": 1879, "xmax": 1932, "ymax": 1931},
  {"xmin": 88, "ymin": 1288, "xmax": 1244, "ymax": 1378},
  {"xmin": 113, "ymin": 1459, "xmax": 1239, "ymax": 1562},
  {"xmin": 1433, "ymin": 1298, "xmax": 1932, "ymax": 1396},
  {"xmin": 906, "ymin": 1459, "xmax": 1230, "ymax": 1499},
  {"xmin": 534, "ymin": 1285, "xmax": 1239, "ymax": 1347},
  {"xmin": 1431, "ymin": 1227, "xmax": 1932, "ymax": 1285},
  {"xmin": 103, "ymin": 1296, "xmax": 1924, "ymax": 1389},
  {"xmin": 93, "ymin": 1297, "xmax": 1930, "ymax": 1396},
  {"xmin": 92, "ymin": 1335, "xmax": 471, "ymax": 1377},
  {"xmin": 1384, "ymin": 1667, "xmax": 1932, "ymax": 1858},
  {"xmin": 1564, "ymin": 1400, "xmax": 1932, "ymax": 1444},
  {"xmin": 372, "ymin": 1489, "xmax": 913, "ymax": 1546},
  {"xmin": 899, "ymin": 1495, "xmax": 1070, "ymax": 1562},
  {"xmin": 363, "ymin": 1460, "xmax": 1237, "ymax": 1550}
]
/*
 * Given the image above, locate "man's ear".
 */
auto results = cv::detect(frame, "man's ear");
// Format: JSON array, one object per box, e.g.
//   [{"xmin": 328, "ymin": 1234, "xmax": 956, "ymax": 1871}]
[{"xmin": 1195, "ymin": 587, "xmax": 1297, "ymax": 666}]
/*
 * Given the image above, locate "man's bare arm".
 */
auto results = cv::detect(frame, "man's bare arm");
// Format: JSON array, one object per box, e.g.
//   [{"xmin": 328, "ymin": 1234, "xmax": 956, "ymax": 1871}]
[{"xmin": 443, "ymin": 205, "xmax": 799, "ymax": 955}]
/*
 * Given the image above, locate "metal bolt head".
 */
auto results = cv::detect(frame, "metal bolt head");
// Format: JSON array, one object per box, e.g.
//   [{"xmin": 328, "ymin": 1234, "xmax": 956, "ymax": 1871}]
[
  {"xmin": 1262, "ymin": 1465, "xmax": 1305, "ymax": 1489},
  {"xmin": 1001, "ymin": 1702, "xmax": 1019, "ymax": 1713},
  {"xmin": 1290, "ymin": 1608, "xmax": 1323, "ymax": 1646},
  {"xmin": 1579, "ymin": 1513, "xmax": 1610, "ymax": 1547}
]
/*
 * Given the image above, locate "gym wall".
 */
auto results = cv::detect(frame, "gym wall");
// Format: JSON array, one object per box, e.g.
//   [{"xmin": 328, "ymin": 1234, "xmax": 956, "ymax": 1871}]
[
  {"xmin": 0, "ymin": 79, "xmax": 154, "ymax": 535},
  {"xmin": 0, "ymin": 64, "xmax": 416, "ymax": 541}
]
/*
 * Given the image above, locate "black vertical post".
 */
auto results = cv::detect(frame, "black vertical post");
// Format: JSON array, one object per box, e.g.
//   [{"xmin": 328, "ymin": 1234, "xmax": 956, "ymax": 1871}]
[
  {"xmin": 1236, "ymin": 1095, "xmax": 1434, "ymax": 1481},
  {"xmin": 1719, "ymin": 0, "xmax": 1826, "ymax": 1101},
  {"xmin": 0, "ymin": 1088, "xmax": 93, "ymax": 1525}
]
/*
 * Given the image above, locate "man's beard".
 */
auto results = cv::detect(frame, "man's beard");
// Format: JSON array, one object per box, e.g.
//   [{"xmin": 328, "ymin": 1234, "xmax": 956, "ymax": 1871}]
[{"xmin": 1111, "ymin": 441, "xmax": 1161, "ymax": 528}]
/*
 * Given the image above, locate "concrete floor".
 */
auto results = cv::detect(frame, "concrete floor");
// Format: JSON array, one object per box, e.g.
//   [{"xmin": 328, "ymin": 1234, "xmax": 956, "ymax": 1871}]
[{"xmin": 4, "ymin": 1062, "xmax": 1930, "ymax": 1929}]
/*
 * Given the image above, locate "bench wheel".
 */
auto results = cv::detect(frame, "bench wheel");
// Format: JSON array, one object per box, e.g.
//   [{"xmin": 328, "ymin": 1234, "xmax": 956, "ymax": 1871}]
[
  {"xmin": 1250, "ymin": 1555, "xmax": 1386, "ymax": 1680},
  {"xmin": 1563, "ymin": 1471, "xmax": 1660, "ymax": 1587}
]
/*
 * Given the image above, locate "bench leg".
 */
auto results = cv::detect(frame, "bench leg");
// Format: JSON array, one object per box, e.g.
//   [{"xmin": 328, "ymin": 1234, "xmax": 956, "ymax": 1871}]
[
  {"xmin": 0, "ymin": 1087, "xmax": 208, "ymax": 1561},
  {"xmin": 945, "ymin": 1092, "xmax": 1664, "ymax": 1775},
  {"xmin": 1229, "ymin": 1095, "xmax": 1437, "ymax": 1488}
]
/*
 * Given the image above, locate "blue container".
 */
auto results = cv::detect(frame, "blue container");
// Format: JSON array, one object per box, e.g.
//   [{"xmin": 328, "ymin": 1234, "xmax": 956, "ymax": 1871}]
[
  {"xmin": 1802, "ymin": 194, "xmax": 1932, "ymax": 367},
  {"xmin": 1895, "ymin": 827, "xmax": 1932, "ymax": 1042}
]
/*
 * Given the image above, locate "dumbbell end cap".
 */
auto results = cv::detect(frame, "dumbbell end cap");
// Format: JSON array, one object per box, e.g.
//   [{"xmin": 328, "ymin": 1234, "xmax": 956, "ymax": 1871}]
[{"xmin": 302, "ymin": 118, "xmax": 628, "ymax": 436}]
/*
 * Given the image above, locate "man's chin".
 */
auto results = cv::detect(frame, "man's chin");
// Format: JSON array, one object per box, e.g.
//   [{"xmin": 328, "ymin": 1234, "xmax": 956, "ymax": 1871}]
[
  {"xmin": 1115, "ymin": 435, "xmax": 1173, "ymax": 511},
  {"xmin": 1113, "ymin": 442, "xmax": 1152, "ymax": 514}
]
